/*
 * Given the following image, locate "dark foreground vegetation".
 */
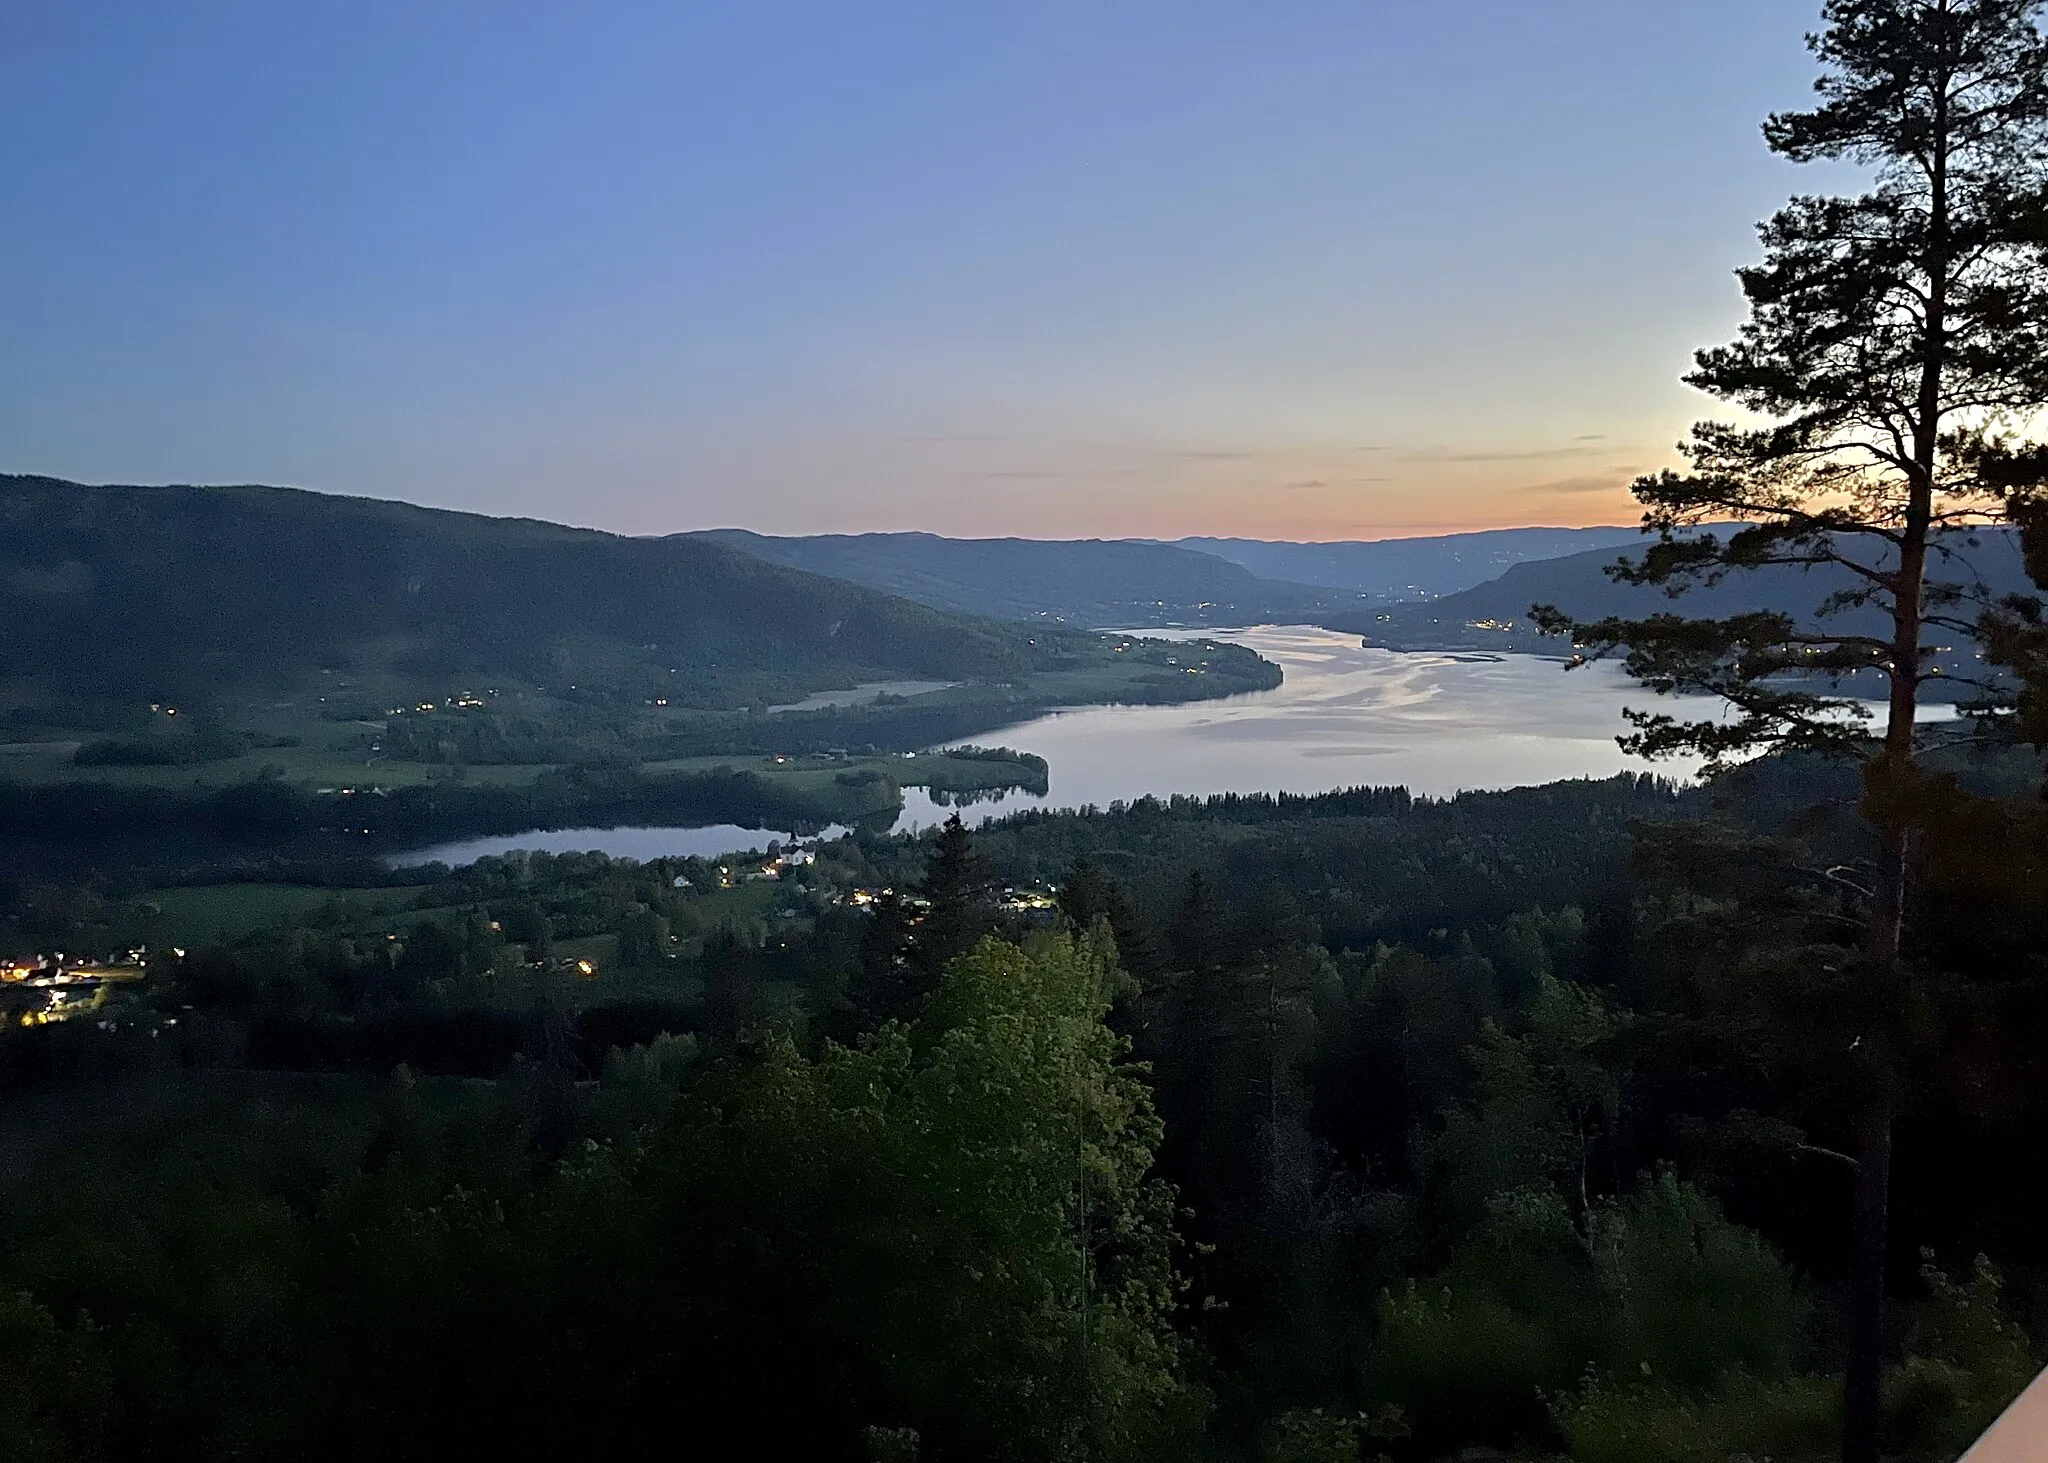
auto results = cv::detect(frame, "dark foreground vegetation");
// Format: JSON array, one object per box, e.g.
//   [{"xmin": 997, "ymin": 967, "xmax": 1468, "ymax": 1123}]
[{"xmin": 0, "ymin": 746, "xmax": 2043, "ymax": 1461}]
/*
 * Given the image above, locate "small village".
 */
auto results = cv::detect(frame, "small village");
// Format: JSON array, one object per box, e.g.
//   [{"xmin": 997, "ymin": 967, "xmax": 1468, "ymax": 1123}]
[
  {"xmin": 682, "ymin": 842, "xmax": 1059, "ymax": 918},
  {"xmin": 0, "ymin": 950, "xmax": 154, "ymax": 1026}
]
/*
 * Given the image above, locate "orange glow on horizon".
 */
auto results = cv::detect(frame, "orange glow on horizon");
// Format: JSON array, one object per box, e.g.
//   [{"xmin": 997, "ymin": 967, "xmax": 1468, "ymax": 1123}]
[{"xmin": 640, "ymin": 425, "xmax": 1678, "ymax": 545}]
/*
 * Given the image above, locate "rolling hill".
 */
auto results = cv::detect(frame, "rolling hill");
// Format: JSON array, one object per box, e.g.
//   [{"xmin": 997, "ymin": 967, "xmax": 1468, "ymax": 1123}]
[
  {"xmin": 688, "ymin": 530, "xmax": 1343, "ymax": 626},
  {"xmin": 693, "ymin": 527, "xmax": 1705, "ymax": 624},
  {"xmin": 1172, "ymin": 526, "xmax": 1654, "ymax": 599},
  {"xmin": 0, "ymin": 476, "xmax": 1096, "ymax": 709},
  {"xmin": 1327, "ymin": 528, "xmax": 2035, "ymax": 694}
]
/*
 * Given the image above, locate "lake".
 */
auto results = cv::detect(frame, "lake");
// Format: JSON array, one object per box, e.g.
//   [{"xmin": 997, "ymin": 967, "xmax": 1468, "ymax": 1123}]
[
  {"xmin": 891, "ymin": 625, "xmax": 1708, "ymax": 831},
  {"xmin": 386, "ymin": 822, "xmax": 853, "ymax": 868},
  {"xmin": 390, "ymin": 626, "xmax": 1711, "ymax": 866}
]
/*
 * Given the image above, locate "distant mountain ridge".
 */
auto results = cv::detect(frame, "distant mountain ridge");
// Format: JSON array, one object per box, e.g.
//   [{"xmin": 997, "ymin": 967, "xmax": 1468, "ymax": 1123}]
[
  {"xmin": 0, "ymin": 476, "xmax": 1091, "ymax": 706},
  {"xmin": 686, "ymin": 526, "xmax": 1704, "ymax": 627},
  {"xmin": 687, "ymin": 529, "xmax": 1342, "ymax": 626},
  {"xmin": 1327, "ymin": 528, "xmax": 2035, "ymax": 694},
  {"xmin": 1170, "ymin": 527, "xmax": 1653, "ymax": 599}
]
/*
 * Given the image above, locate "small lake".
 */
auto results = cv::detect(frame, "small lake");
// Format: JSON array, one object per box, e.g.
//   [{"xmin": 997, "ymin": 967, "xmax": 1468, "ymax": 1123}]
[
  {"xmin": 387, "ymin": 823, "xmax": 851, "ymax": 868},
  {"xmin": 389, "ymin": 627, "xmax": 1713, "ymax": 865}
]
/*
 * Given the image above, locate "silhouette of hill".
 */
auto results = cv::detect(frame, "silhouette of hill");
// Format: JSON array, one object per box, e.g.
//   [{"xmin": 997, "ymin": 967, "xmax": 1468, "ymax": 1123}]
[
  {"xmin": 1326, "ymin": 529, "xmax": 2034, "ymax": 694},
  {"xmin": 696, "ymin": 527, "xmax": 1705, "ymax": 623},
  {"xmin": 1173, "ymin": 526, "xmax": 1652, "ymax": 599},
  {"xmin": 0, "ymin": 476, "xmax": 1092, "ymax": 706},
  {"xmin": 689, "ymin": 530, "xmax": 1339, "ymax": 625}
]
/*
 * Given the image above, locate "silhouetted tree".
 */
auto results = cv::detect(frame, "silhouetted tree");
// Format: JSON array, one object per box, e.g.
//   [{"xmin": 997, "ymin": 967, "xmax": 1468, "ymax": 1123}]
[
  {"xmin": 1164, "ymin": 870, "xmax": 1221, "ymax": 977},
  {"xmin": 1060, "ymin": 857, "xmax": 1163, "ymax": 1021},
  {"xmin": 393, "ymin": 919, "xmax": 463, "ymax": 989},
  {"xmin": 907, "ymin": 814, "xmax": 997, "ymax": 988},
  {"xmin": 700, "ymin": 927, "xmax": 755, "ymax": 1048},
  {"xmin": 498, "ymin": 899, "xmax": 553, "ymax": 964},
  {"xmin": 1536, "ymin": 5, "xmax": 2048, "ymax": 1453},
  {"xmin": 851, "ymin": 892, "xmax": 919, "ymax": 1026},
  {"xmin": 616, "ymin": 909, "xmax": 670, "ymax": 968}
]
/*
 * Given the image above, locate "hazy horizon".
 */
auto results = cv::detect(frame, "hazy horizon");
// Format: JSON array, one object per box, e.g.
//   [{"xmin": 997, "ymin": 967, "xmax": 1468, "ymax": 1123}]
[
  {"xmin": 2, "ymin": 2, "xmax": 1842, "ymax": 539},
  {"xmin": 12, "ymin": 469, "xmax": 1648, "ymax": 548}
]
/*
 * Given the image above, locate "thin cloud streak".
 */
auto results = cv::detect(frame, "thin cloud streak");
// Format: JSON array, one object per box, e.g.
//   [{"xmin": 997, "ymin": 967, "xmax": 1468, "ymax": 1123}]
[
  {"xmin": 1522, "ymin": 472, "xmax": 1643, "ymax": 496},
  {"xmin": 1397, "ymin": 442, "xmax": 1628, "ymax": 465}
]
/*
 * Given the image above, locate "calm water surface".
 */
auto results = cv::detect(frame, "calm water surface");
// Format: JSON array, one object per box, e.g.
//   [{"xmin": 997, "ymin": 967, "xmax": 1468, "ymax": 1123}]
[
  {"xmin": 388, "ymin": 823, "xmax": 854, "ymax": 868},
  {"xmin": 393, "ymin": 627, "xmax": 1706, "ymax": 864},
  {"xmin": 893, "ymin": 625, "xmax": 1705, "ymax": 831}
]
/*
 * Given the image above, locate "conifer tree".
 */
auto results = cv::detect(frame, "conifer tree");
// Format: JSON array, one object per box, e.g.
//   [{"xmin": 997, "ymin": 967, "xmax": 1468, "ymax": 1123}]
[
  {"xmin": 851, "ymin": 890, "xmax": 919, "ymax": 1026},
  {"xmin": 1060, "ymin": 858, "xmax": 1159, "ymax": 979},
  {"xmin": 909, "ymin": 813, "xmax": 998, "ymax": 986},
  {"xmin": 1536, "ymin": 6, "xmax": 2048, "ymax": 1457}
]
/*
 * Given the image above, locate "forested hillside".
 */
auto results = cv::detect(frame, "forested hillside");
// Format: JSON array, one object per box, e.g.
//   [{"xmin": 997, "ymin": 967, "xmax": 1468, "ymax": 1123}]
[
  {"xmin": 0, "ymin": 478, "xmax": 1290, "ymax": 854},
  {"xmin": 1333, "ymin": 530, "xmax": 2032, "ymax": 682},
  {"xmin": 0, "ymin": 760, "xmax": 2040, "ymax": 1461},
  {"xmin": 691, "ymin": 529, "xmax": 1341, "ymax": 626},
  {"xmin": 0, "ymin": 476, "xmax": 1086, "ymax": 704},
  {"xmin": 1176, "ymin": 526, "xmax": 1651, "ymax": 599}
]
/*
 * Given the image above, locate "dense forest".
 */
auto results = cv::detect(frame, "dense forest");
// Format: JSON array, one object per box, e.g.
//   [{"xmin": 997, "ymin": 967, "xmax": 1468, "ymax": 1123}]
[{"xmin": 0, "ymin": 751, "xmax": 2042, "ymax": 1461}]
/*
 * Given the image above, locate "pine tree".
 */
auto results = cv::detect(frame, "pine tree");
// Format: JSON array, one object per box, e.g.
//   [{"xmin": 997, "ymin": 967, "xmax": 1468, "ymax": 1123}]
[
  {"xmin": 1060, "ymin": 857, "xmax": 1163, "ymax": 985},
  {"xmin": 1164, "ymin": 869, "xmax": 1221, "ymax": 977},
  {"xmin": 851, "ymin": 891, "xmax": 919, "ymax": 1026},
  {"xmin": 1536, "ymin": 6, "xmax": 2048, "ymax": 1458},
  {"xmin": 908, "ymin": 814, "xmax": 997, "ymax": 988}
]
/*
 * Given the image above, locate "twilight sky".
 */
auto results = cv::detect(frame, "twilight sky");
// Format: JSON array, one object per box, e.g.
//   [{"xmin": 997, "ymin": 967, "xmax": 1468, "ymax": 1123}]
[{"xmin": 0, "ymin": 1, "xmax": 1841, "ymax": 539}]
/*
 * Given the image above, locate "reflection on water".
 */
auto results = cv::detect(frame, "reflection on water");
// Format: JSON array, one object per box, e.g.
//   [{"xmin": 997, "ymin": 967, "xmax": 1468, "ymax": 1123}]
[
  {"xmin": 889, "ymin": 625, "xmax": 1709, "ymax": 833},
  {"xmin": 386, "ymin": 627, "xmax": 1716, "ymax": 865},
  {"xmin": 389, "ymin": 822, "xmax": 851, "ymax": 868}
]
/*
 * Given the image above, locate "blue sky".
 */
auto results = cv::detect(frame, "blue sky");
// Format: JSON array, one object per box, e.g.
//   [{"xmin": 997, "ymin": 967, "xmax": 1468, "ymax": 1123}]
[{"xmin": 0, "ymin": 1, "xmax": 1838, "ymax": 538}]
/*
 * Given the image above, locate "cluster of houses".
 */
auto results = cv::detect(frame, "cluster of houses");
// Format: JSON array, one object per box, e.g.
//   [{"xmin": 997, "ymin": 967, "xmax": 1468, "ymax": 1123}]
[
  {"xmin": 750, "ymin": 847, "xmax": 818, "ymax": 881},
  {"xmin": 0, "ymin": 951, "xmax": 152, "ymax": 1026},
  {"xmin": 666, "ymin": 842, "xmax": 1059, "ymax": 923},
  {"xmin": 834, "ymin": 886, "xmax": 1058, "ymax": 916},
  {"xmin": 674, "ymin": 846, "xmax": 821, "ymax": 892},
  {"xmin": 384, "ymin": 690, "xmax": 493, "ymax": 716}
]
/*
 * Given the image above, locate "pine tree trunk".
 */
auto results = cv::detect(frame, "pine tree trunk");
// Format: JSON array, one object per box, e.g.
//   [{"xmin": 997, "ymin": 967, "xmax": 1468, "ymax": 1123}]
[
  {"xmin": 1845, "ymin": 798, "xmax": 1912, "ymax": 1463},
  {"xmin": 1843, "ymin": 462, "xmax": 1927, "ymax": 1460},
  {"xmin": 1844, "ymin": 1081, "xmax": 1895, "ymax": 1463},
  {"xmin": 1842, "ymin": 528, "xmax": 1923, "ymax": 1460}
]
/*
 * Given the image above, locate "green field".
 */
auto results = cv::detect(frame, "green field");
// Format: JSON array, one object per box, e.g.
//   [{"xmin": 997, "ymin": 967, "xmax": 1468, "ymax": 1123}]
[
  {"xmin": 140, "ymin": 845, "xmax": 824, "ymax": 961},
  {"xmin": 0, "ymin": 633, "xmax": 1258, "ymax": 786},
  {"xmin": 0, "ymin": 731, "xmax": 543, "ymax": 791},
  {"xmin": 1, "ymin": 735, "xmax": 1027, "ymax": 798},
  {"xmin": 0, "ymin": 639, "xmax": 1250, "ymax": 863}
]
